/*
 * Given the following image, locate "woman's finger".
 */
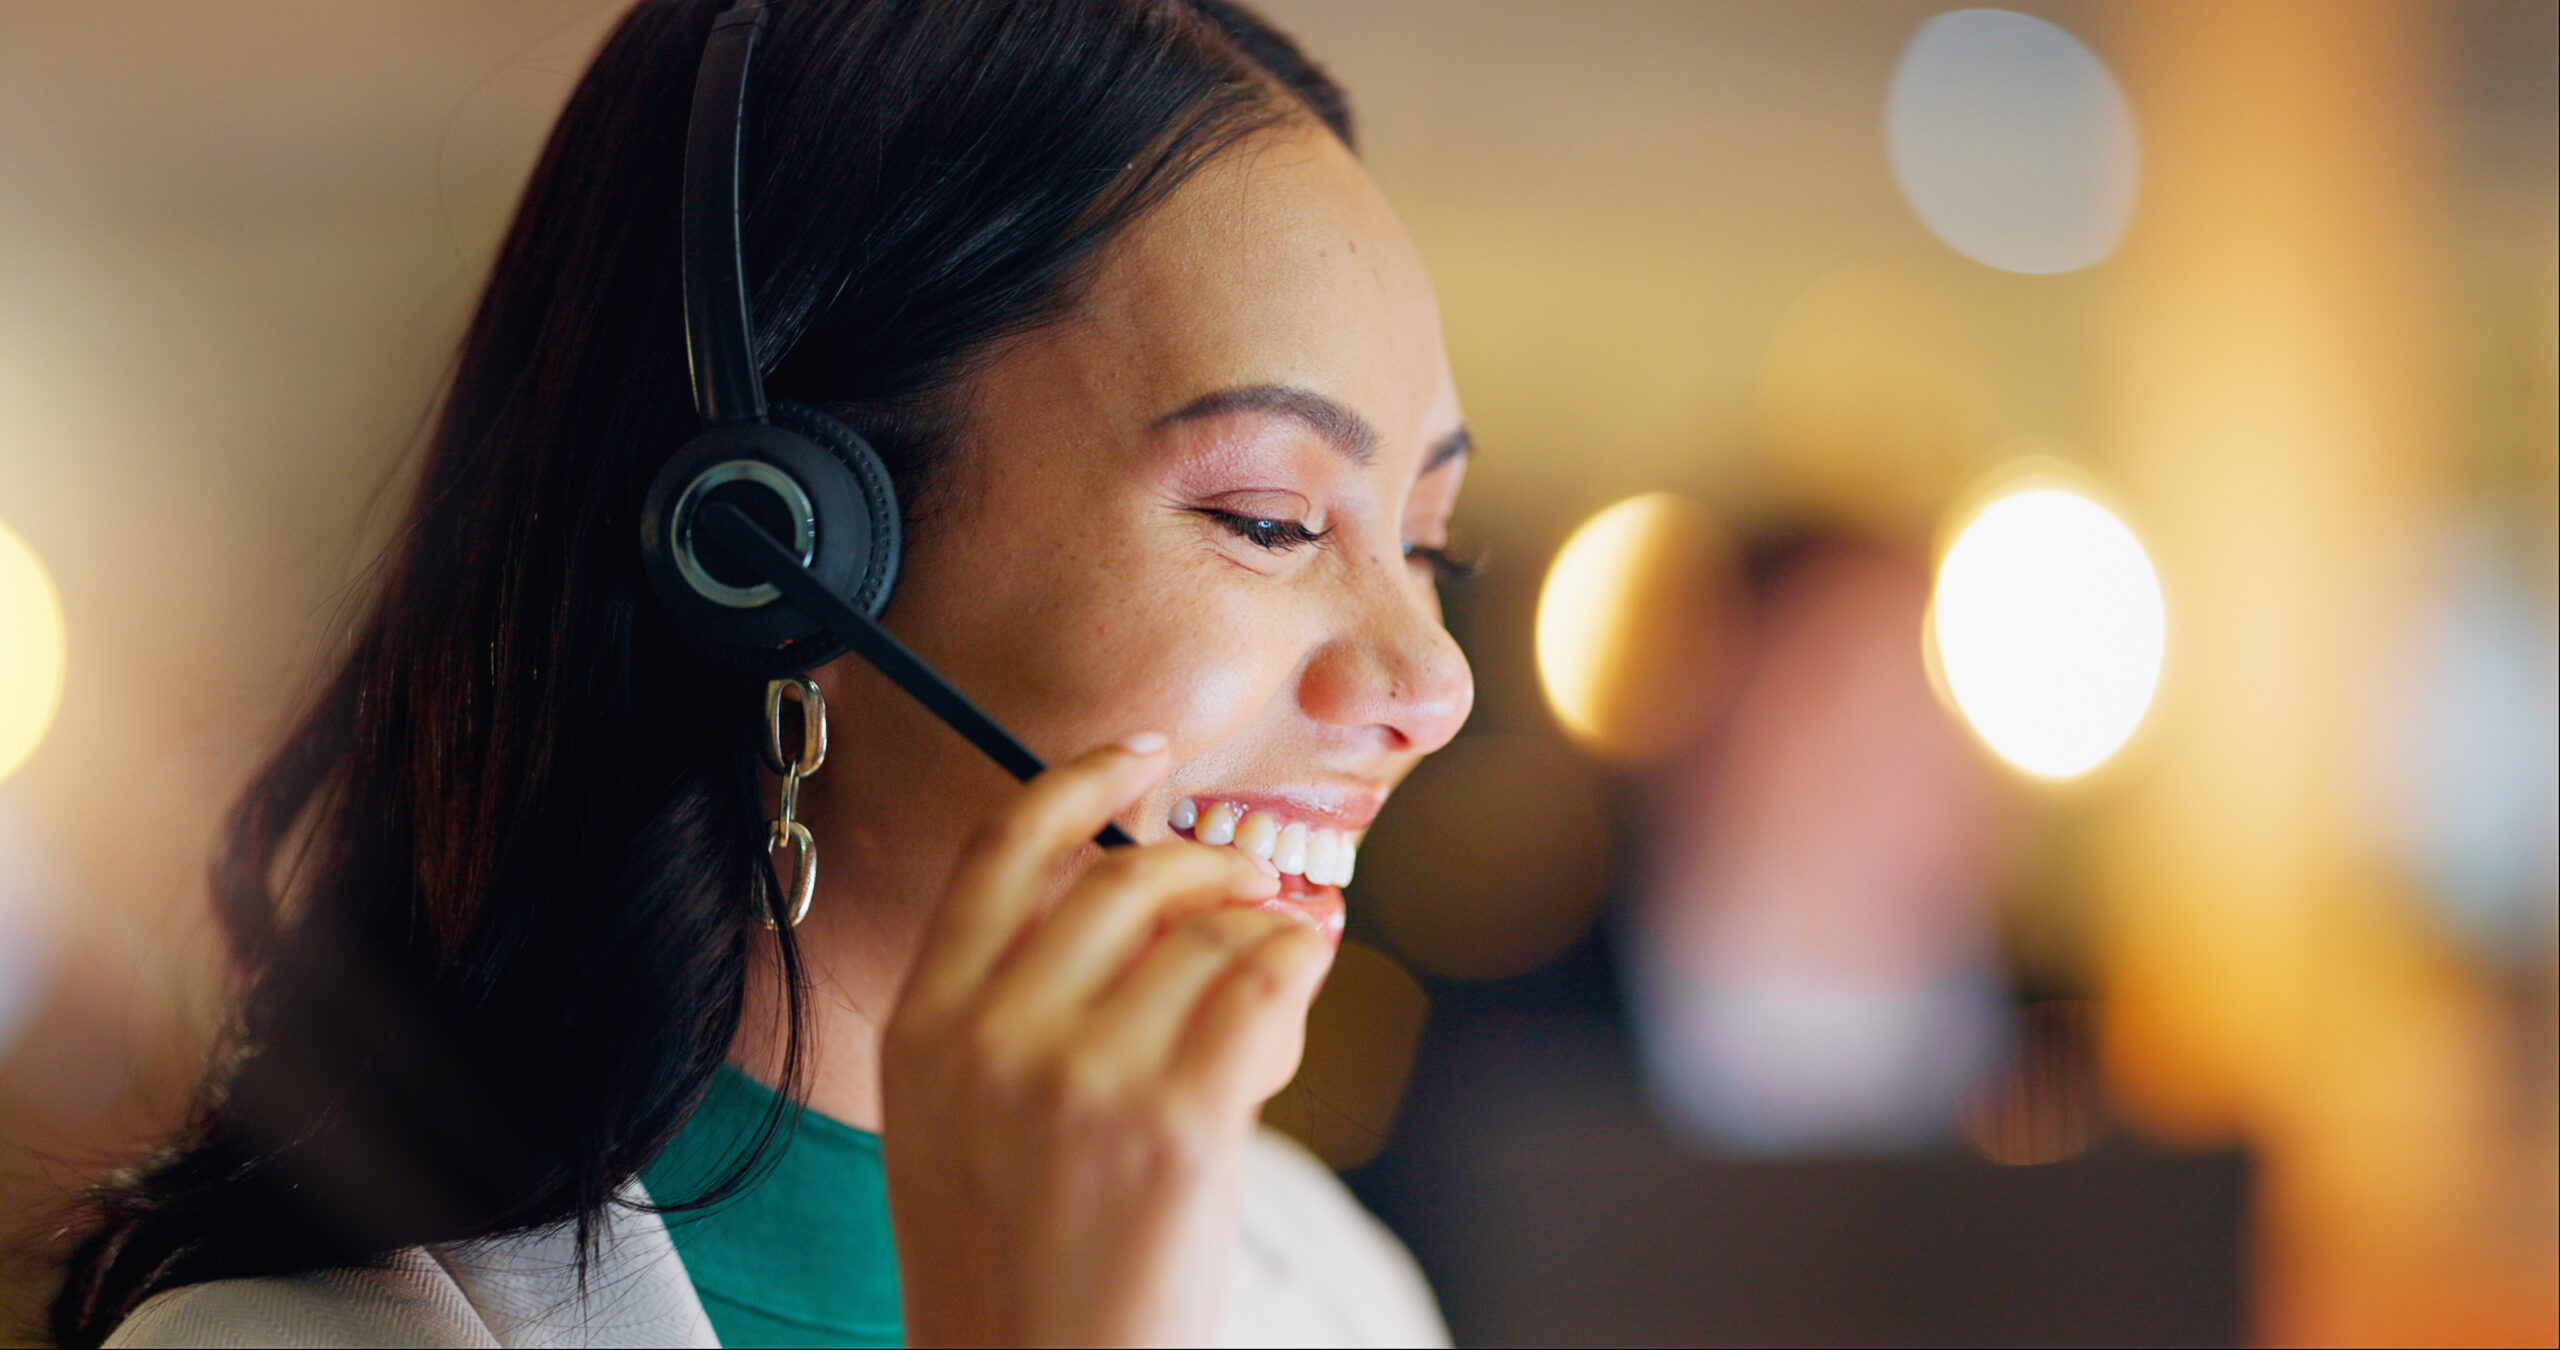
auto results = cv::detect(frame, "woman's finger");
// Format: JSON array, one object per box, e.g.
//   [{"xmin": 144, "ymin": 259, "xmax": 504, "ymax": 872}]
[
  {"xmin": 1165, "ymin": 920, "xmax": 1333, "ymax": 1116},
  {"xmin": 906, "ymin": 734, "xmax": 1169, "ymax": 1009},
  {"xmin": 1072, "ymin": 907, "xmax": 1295, "ymax": 1075},
  {"xmin": 975, "ymin": 842, "xmax": 1276, "ymax": 1032}
]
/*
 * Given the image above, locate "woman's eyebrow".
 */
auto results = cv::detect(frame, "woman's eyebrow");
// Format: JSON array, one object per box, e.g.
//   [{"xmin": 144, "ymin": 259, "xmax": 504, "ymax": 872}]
[
  {"xmin": 1422, "ymin": 425, "xmax": 1472, "ymax": 476},
  {"xmin": 1151, "ymin": 383, "xmax": 1378, "ymax": 465}
]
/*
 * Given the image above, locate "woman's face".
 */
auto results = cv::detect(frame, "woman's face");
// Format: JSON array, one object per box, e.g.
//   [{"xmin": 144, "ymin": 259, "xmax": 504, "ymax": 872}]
[{"xmin": 821, "ymin": 120, "xmax": 1471, "ymax": 933}]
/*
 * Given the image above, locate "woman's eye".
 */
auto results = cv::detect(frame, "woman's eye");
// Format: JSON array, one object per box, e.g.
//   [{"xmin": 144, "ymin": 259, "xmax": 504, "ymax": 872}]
[
  {"xmin": 1403, "ymin": 541, "xmax": 1481, "ymax": 583},
  {"xmin": 1197, "ymin": 508, "xmax": 1329, "ymax": 553}
]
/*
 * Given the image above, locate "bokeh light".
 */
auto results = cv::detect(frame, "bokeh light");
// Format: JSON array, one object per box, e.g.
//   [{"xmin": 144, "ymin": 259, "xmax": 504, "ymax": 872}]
[
  {"xmin": 1363, "ymin": 732, "xmax": 1613, "ymax": 983},
  {"xmin": 1887, "ymin": 8, "xmax": 2138, "ymax": 275},
  {"xmin": 1534, "ymin": 493, "xmax": 1728, "ymax": 763},
  {"xmin": 2387, "ymin": 532, "xmax": 2560, "ymax": 961},
  {"xmin": 0, "ymin": 521, "xmax": 66, "ymax": 783},
  {"xmin": 1261, "ymin": 941, "xmax": 1430, "ymax": 1170},
  {"xmin": 1931, "ymin": 484, "xmax": 2163, "ymax": 779}
]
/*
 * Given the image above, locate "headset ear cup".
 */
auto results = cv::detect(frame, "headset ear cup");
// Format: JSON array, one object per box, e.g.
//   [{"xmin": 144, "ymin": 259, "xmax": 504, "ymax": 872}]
[
  {"xmin": 639, "ymin": 408, "xmax": 901, "ymax": 674},
  {"xmin": 769, "ymin": 399, "xmax": 900, "ymax": 619}
]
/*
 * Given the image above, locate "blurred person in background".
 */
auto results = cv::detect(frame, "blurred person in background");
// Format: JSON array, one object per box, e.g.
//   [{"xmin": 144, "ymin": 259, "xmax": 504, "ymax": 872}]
[
  {"xmin": 45, "ymin": 0, "xmax": 1471, "ymax": 1345},
  {"xmin": 1626, "ymin": 531, "xmax": 2018, "ymax": 1157}
]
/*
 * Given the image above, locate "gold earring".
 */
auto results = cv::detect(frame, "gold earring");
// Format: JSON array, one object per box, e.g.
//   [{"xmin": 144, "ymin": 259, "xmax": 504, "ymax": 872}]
[{"xmin": 760, "ymin": 676, "xmax": 827, "ymax": 928}]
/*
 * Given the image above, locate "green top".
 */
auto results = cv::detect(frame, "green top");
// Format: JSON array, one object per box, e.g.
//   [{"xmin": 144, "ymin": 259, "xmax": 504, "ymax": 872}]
[{"xmin": 642, "ymin": 1066, "xmax": 904, "ymax": 1348}]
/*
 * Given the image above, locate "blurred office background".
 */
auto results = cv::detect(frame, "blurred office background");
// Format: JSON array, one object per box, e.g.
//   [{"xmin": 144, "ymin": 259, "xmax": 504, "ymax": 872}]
[{"xmin": 0, "ymin": 2, "xmax": 2550, "ymax": 1344}]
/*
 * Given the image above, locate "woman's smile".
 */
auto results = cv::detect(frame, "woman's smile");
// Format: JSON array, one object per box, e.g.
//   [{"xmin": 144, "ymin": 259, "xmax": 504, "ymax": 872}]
[{"xmin": 1159, "ymin": 787, "xmax": 1382, "ymax": 939}]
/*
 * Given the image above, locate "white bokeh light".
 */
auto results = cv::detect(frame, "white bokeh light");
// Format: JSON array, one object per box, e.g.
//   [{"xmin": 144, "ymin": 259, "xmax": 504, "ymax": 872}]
[
  {"xmin": 1932, "ymin": 487, "xmax": 2163, "ymax": 779},
  {"xmin": 0, "ymin": 521, "xmax": 65, "ymax": 784},
  {"xmin": 1887, "ymin": 8, "xmax": 2138, "ymax": 275}
]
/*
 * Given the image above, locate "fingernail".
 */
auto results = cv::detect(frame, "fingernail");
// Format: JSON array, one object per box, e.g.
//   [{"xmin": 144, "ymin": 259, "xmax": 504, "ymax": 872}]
[{"xmin": 1117, "ymin": 731, "xmax": 1168, "ymax": 756}]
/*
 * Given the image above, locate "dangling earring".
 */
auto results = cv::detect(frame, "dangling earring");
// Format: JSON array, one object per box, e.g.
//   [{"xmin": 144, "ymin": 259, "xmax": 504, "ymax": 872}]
[{"xmin": 760, "ymin": 676, "xmax": 827, "ymax": 928}]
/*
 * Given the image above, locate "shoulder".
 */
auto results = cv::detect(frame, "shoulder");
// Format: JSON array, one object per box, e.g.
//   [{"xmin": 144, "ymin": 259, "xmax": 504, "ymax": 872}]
[
  {"xmin": 1225, "ymin": 1126, "xmax": 1450, "ymax": 1349},
  {"xmin": 106, "ymin": 1186, "xmax": 714, "ymax": 1350},
  {"xmin": 433, "ymin": 1184, "xmax": 716, "ymax": 1348},
  {"xmin": 106, "ymin": 1250, "xmax": 496, "ymax": 1349}
]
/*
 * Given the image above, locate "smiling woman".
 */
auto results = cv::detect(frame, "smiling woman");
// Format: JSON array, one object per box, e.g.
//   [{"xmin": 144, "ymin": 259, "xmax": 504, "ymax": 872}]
[{"xmin": 50, "ymin": 2, "xmax": 1464, "ymax": 1347}]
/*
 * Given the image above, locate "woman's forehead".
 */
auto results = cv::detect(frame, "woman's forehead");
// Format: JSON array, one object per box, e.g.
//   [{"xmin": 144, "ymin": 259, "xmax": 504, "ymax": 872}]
[{"xmin": 1055, "ymin": 123, "xmax": 1458, "ymax": 463}]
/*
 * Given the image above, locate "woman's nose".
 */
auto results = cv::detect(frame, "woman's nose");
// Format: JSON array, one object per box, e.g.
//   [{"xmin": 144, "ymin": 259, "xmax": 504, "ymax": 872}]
[{"xmin": 1296, "ymin": 574, "xmax": 1474, "ymax": 755}]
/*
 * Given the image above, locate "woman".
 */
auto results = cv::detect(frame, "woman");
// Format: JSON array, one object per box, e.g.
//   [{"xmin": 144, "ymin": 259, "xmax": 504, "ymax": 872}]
[{"xmin": 50, "ymin": 0, "xmax": 1472, "ymax": 1345}]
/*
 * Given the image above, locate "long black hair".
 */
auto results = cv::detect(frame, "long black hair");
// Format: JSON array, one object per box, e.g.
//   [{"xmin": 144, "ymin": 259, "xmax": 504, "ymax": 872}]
[{"xmin": 49, "ymin": 2, "xmax": 1350, "ymax": 1342}]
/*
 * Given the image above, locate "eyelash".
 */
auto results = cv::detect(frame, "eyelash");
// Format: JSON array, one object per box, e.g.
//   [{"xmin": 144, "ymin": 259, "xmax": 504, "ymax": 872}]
[
  {"xmin": 1194, "ymin": 507, "xmax": 1479, "ymax": 583},
  {"xmin": 1195, "ymin": 508, "xmax": 1331, "ymax": 553},
  {"xmin": 1192, "ymin": 507, "xmax": 1484, "ymax": 586},
  {"xmin": 1404, "ymin": 543, "xmax": 1481, "ymax": 583}
]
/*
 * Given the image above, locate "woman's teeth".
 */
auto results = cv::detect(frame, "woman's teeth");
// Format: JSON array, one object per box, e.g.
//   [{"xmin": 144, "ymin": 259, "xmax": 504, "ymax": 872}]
[
  {"xmin": 1168, "ymin": 798, "xmax": 1360, "ymax": 886},
  {"xmin": 1273, "ymin": 822, "xmax": 1308, "ymax": 876},
  {"xmin": 1233, "ymin": 810, "xmax": 1278, "ymax": 859}
]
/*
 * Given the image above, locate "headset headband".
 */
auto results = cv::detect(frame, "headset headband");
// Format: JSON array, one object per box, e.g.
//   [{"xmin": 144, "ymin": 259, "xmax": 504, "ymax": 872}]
[{"xmin": 682, "ymin": 2, "xmax": 770, "ymax": 427}]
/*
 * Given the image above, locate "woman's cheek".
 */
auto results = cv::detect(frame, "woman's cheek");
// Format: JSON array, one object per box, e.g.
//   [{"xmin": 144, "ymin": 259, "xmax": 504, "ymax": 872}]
[
  {"xmin": 1027, "ymin": 546, "xmax": 1308, "ymax": 758},
  {"xmin": 1154, "ymin": 628, "xmax": 1282, "ymax": 744}
]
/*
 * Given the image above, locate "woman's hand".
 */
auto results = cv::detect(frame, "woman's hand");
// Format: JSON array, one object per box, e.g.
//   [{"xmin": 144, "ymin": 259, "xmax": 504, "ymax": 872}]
[{"xmin": 882, "ymin": 734, "xmax": 1335, "ymax": 1347}]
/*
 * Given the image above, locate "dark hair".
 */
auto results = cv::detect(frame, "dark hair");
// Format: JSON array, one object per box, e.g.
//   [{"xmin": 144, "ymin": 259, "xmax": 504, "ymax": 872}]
[{"xmin": 49, "ymin": 1, "xmax": 1350, "ymax": 1342}]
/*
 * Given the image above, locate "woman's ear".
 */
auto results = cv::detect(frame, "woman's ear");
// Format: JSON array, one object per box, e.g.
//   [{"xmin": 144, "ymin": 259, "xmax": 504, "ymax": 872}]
[
  {"xmin": 806, "ymin": 660, "xmax": 853, "ymax": 713},
  {"xmin": 800, "ymin": 660, "xmax": 863, "ymax": 761}
]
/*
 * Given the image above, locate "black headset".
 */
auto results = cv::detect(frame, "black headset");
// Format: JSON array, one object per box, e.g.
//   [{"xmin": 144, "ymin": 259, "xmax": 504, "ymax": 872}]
[{"xmin": 638, "ymin": 1, "xmax": 1132, "ymax": 847}]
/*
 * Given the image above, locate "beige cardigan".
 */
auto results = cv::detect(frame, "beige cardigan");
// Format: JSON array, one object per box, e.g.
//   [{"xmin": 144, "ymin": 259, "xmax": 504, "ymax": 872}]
[{"xmin": 105, "ymin": 1127, "xmax": 1448, "ymax": 1349}]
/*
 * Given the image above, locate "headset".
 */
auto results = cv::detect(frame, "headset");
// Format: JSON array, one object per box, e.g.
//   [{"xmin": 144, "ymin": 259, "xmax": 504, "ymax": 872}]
[{"xmin": 639, "ymin": 0, "xmax": 1133, "ymax": 848}]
